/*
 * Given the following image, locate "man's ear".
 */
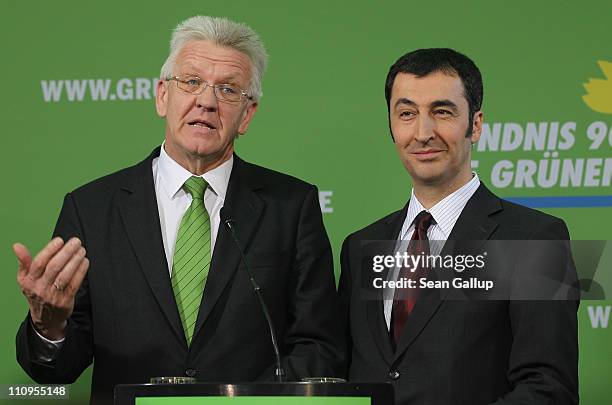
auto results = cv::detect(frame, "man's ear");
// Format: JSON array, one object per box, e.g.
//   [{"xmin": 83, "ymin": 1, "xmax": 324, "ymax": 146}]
[
  {"xmin": 155, "ymin": 80, "xmax": 168, "ymax": 117},
  {"xmin": 470, "ymin": 110, "xmax": 483, "ymax": 144},
  {"xmin": 388, "ymin": 113, "xmax": 396, "ymax": 143},
  {"xmin": 237, "ymin": 101, "xmax": 259, "ymax": 135}
]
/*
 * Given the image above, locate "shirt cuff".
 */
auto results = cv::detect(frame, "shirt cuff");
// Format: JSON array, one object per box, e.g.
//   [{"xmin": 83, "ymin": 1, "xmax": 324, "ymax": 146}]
[{"xmin": 29, "ymin": 319, "xmax": 65, "ymax": 362}]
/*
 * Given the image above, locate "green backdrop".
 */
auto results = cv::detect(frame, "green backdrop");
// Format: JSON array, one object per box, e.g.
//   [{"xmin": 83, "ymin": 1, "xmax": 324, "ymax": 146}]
[{"xmin": 1, "ymin": 0, "xmax": 610, "ymax": 403}]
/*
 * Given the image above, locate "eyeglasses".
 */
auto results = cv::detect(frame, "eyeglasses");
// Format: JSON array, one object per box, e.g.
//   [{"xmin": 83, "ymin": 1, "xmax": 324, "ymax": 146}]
[{"xmin": 165, "ymin": 75, "xmax": 253, "ymax": 103}]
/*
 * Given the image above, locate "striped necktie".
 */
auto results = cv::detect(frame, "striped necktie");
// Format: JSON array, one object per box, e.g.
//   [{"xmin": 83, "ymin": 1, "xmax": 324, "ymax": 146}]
[
  {"xmin": 390, "ymin": 210, "xmax": 435, "ymax": 347},
  {"xmin": 171, "ymin": 176, "xmax": 211, "ymax": 346}
]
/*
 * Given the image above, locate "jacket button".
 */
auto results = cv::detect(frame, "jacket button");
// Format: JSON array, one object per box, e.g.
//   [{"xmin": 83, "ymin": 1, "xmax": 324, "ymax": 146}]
[
  {"xmin": 186, "ymin": 369, "xmax": 197, "ymax": 377},
  {"xmin": 389, "ymin": 370, "xmax": 400, "ymax": 380}
]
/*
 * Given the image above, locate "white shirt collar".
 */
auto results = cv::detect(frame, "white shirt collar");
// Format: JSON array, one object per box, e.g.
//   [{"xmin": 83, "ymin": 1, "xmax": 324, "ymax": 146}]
[
  {"xmin": 401, "ymin": 173, "xmax": 481, "ymax": 239},
  {"xmin": 157, "ymin": 142, "xmax": 233, "ymax": 200}
]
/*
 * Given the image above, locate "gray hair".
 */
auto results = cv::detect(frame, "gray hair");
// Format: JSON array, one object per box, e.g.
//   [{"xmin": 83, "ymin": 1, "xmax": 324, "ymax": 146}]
[{"xmin": 160, "ymin": 16, "xmax": 268, "ymax": 100}]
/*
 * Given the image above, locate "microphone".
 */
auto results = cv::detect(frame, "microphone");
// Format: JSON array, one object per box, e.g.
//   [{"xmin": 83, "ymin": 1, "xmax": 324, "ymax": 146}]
[{"xmin": 221, "ymin": 209, "xmax": 285, "ymax": 382}]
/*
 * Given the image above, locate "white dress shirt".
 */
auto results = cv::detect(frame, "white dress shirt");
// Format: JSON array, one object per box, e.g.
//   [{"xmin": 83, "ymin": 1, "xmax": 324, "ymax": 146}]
[
  {"xmin": 383, "ymin": 174, "xmax": 481, "ymax": 330},
  {"xmin": 154, "ymin": 144, "xmax": 232, "ymax": 274},
  {"xmin": 34, "ymin": 144, "xmax": 233, "ymax": 356}
]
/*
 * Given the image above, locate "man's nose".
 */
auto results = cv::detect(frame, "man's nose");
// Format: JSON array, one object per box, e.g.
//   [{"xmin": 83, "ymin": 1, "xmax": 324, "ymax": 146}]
[
  {"xmin": 195, "ymin": 84, "xmax": 218, "ymax": 111},
  {"xmin": 414, "ymin": 116, "xmax": 435, "ymax": 143}
]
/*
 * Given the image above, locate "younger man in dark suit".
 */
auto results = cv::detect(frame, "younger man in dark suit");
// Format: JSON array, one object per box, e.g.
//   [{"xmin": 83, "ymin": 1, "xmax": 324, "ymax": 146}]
[{"xmin": 339, "ymin": 48, "xmax": 579, "ymax": 404}]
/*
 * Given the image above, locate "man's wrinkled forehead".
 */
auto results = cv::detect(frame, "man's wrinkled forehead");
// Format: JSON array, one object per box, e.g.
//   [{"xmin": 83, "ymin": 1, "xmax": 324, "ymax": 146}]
[
  {"xmin": 174, "ymin": 40, "xmax": 252, "ymax": 78},
  {"xmin": 390, "ymin": 71, "xmax": 468, "ymax": 108}
]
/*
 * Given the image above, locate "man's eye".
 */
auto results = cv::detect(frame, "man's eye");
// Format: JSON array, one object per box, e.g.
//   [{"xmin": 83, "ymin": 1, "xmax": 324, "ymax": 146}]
[
  {"xmin": 434, "ymin": 109, "xmax": 452, "ymax": 116},
  {"xmin": 399, "ymin": 111, "xmax": 414, "ymax": 118},
  {"xmin": 185, "ymin": 78, "xmax": 200, "ymax": 86},
  {"xmin": 219, "ymin": 85, "xmax": 237, "ymax": 94}
]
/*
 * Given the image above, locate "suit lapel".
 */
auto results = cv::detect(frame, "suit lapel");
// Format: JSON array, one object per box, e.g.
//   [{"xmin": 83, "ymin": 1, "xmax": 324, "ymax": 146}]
[
  {"xmin": 117, "ymin": 147, "xmax": 186, "ymax": 347},
  {"xmin": 392, "ymin": 183, "xmax": 502, "ymax": 361},
  {"xmin": 365, "ymin": 205, "xmax": 409, "ymax": 364},
  {"xmin": 446, "ymin": 184, "xmax": 501, "ymax": 242},
  {"xmin": 191, "ymin": 155, "xmax": 265, "ymax": 340}
]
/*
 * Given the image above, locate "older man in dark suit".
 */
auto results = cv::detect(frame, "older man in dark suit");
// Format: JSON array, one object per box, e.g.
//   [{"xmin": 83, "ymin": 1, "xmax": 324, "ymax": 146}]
[
  {"xmin": 15, "ymin": 16, "xmax": 343, "ymax": 404},
  {"xmin": 339, "ymin": 48, "xmax": 579, "ymax": 404}
]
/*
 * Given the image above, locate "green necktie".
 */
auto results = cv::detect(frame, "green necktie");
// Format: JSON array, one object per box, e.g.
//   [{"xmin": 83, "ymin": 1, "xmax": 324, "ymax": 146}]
[{"xmin": 171, "ymin": 176, "xmax": 211, "ymax": 346}]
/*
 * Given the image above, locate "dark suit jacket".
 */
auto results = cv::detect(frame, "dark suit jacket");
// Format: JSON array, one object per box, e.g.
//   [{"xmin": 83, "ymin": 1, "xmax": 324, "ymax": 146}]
[
  {"xmin": 16, "ymin": 147, "xmax": 344, "ymax": 404},
  {"xmin": 339, "ymin": 184, "xmax": 579, "ymax": 405}
]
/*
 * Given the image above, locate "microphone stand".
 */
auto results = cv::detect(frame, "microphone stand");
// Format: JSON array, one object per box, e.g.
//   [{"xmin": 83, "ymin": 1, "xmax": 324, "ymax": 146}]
[{"xmin": 224, "ymin": 219, "xmax": 286, "ymax": 382}]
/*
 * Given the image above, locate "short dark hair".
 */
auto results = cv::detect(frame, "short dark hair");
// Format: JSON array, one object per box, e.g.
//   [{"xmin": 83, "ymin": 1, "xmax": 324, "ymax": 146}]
[{"xmin": 385, "ymin": 48, "xmax": 483, "ymax": 126}]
